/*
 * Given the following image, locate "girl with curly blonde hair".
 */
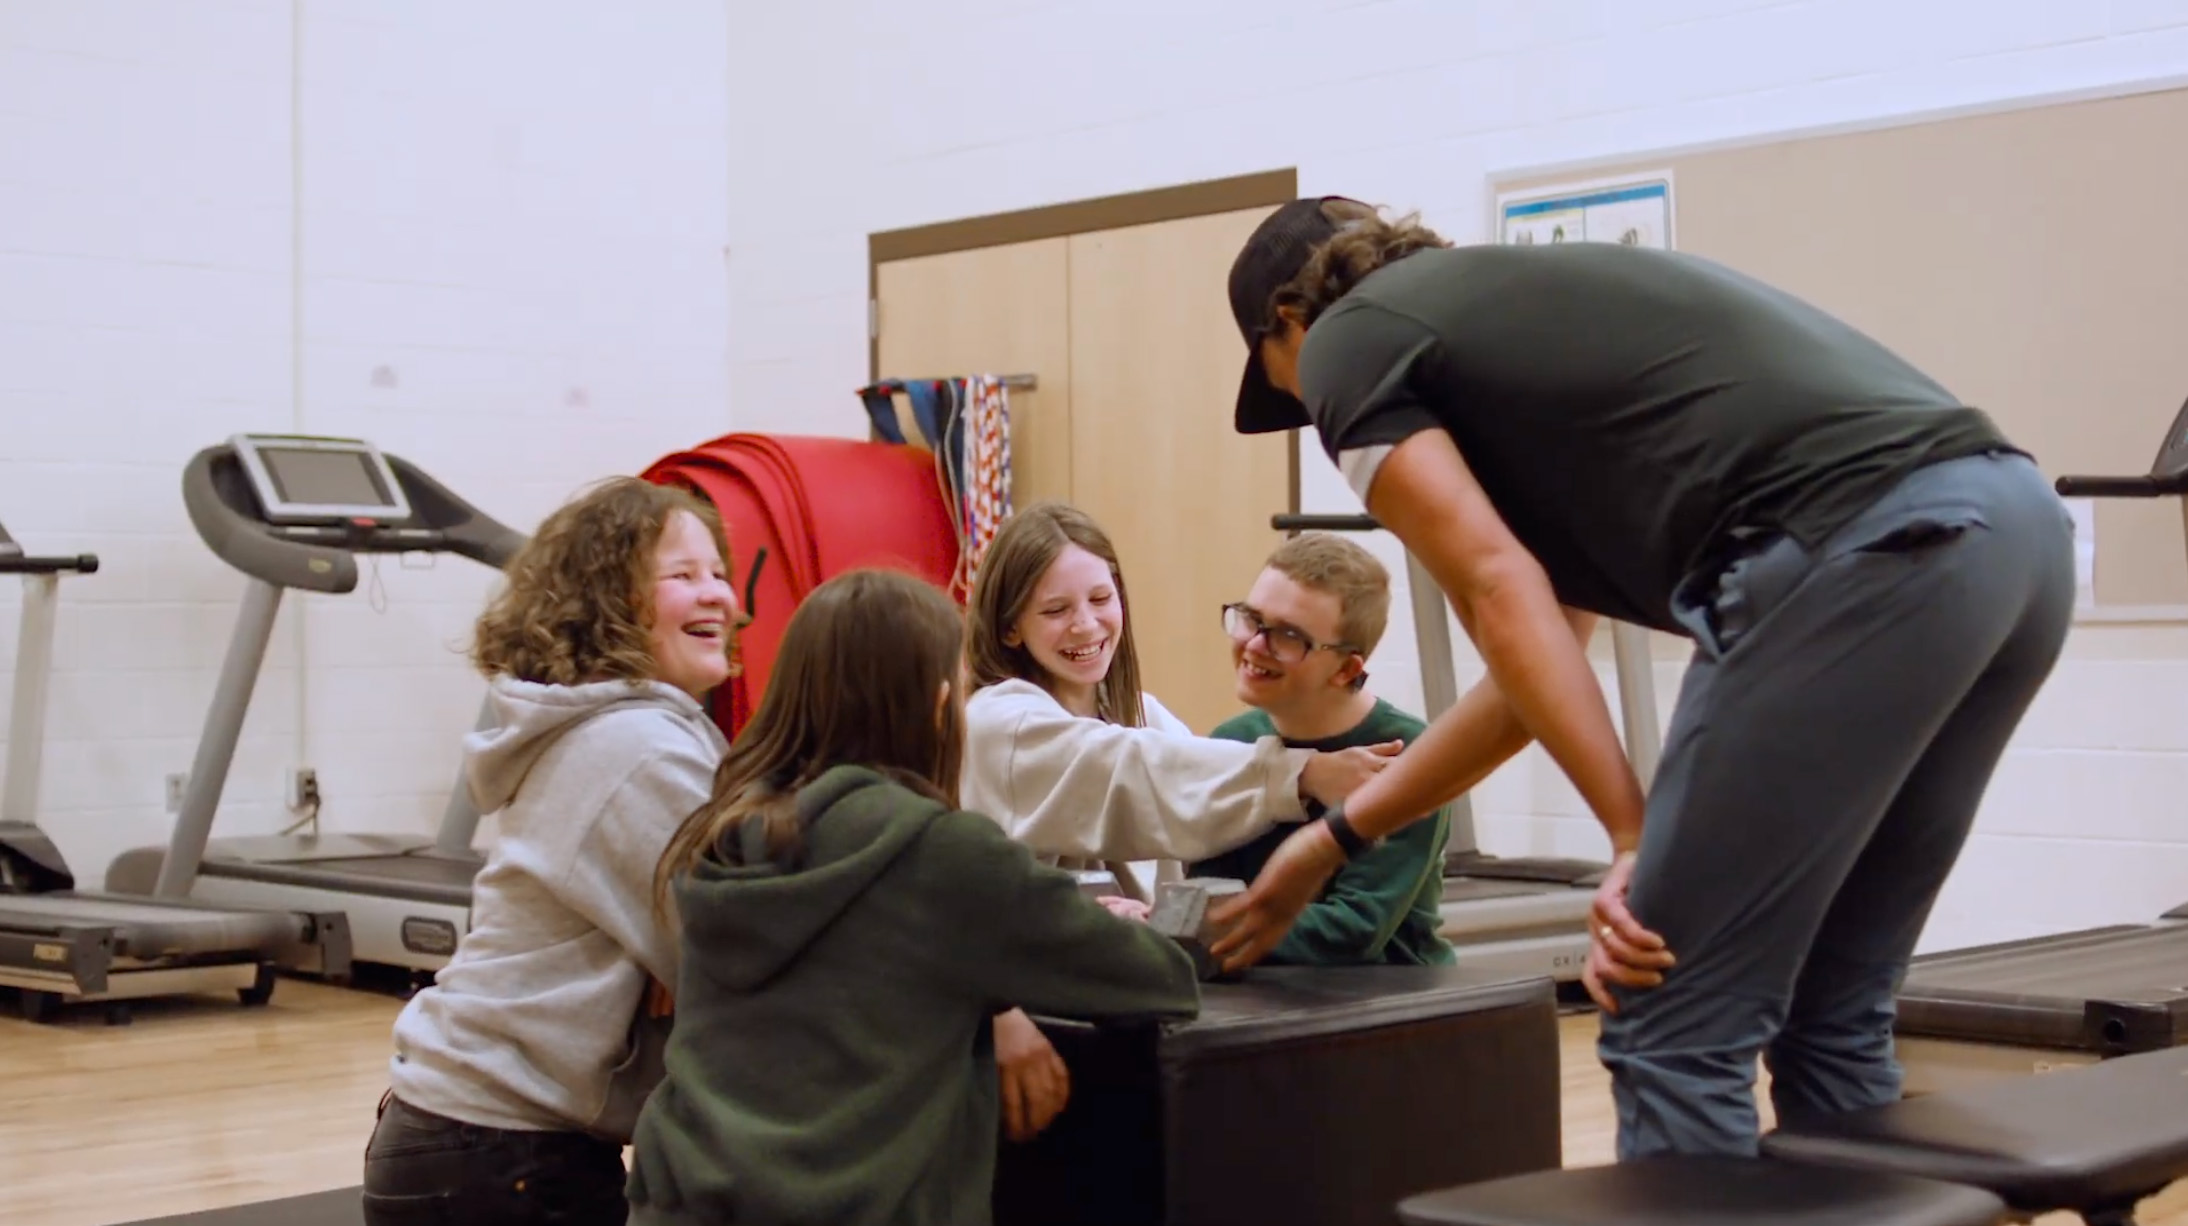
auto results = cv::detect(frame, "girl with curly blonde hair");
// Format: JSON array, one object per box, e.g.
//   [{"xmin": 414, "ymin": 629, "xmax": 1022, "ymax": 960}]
[{"xmin": 364, "ymin": 475, "xmax": 741, "ymax": 1226}]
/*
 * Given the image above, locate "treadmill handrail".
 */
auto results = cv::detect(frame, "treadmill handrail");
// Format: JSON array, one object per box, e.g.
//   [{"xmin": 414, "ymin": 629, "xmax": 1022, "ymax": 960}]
[
  {"xmin": 0, "ymin": 553, "xmax": 98, "ymax": 576},
  {"xmin": 184, "ymin": 447, "xmax": 359, "ymax": 594},
  {"xmin": 1273, "ymin": 513, "xmax": 1382, "ymax": 532},
  {"xmin": 385, "ymin": 453, "xmax": 528, "ymax": 570},
  {"xmin": 2054, "ymin": 473, "xmax": 2188, "ymax": 498}
]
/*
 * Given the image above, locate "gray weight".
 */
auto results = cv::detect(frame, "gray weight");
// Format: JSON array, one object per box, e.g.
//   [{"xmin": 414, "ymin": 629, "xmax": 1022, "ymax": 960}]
[{"xmin": 1151, "ymin": 878, "xmax": 1246, "ymax": 980}]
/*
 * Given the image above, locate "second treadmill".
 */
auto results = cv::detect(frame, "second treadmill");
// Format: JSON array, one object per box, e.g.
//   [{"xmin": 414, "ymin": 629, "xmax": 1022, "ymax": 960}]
[{"xmin": 0, "ymin": 520, "xmax": 350, "ymax": 1022}]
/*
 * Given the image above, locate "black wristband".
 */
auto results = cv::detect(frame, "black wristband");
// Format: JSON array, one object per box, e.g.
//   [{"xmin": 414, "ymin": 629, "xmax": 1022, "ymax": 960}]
[{"xmin": 1323, "ymin": 806, "xmax": 1371, "ymax": 859}]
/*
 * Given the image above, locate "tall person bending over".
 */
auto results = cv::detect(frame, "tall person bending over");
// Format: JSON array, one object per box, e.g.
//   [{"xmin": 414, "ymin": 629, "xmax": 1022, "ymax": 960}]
[{"xmin": 1204, "ymin": 197, "xmax": 2075, "ymax": 1159}]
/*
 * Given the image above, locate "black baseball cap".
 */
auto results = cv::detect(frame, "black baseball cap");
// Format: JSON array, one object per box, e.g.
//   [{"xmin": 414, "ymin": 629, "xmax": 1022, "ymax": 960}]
[{"xmin": 1228, "ymin": 196, "xmax": 1361, "ymax": 435}]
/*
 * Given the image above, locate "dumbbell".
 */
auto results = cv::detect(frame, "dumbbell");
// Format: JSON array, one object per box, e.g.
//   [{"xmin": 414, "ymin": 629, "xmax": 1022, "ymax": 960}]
[{"xmin": 1150, "ymin": 877, "xmax": 1247, "ymax": 981}]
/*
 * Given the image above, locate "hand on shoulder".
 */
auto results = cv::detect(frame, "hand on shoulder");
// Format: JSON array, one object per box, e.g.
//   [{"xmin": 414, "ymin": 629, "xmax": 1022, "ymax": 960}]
[{"xmin": 1298, "ymin": 739, "xmax": 1405, "ymax": 808}]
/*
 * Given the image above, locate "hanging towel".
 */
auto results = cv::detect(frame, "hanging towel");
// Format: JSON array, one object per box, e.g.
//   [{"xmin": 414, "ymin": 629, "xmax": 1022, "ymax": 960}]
[{"xmin": 849, "ymin": 374, "xmax": 1008, "ymax": 600}]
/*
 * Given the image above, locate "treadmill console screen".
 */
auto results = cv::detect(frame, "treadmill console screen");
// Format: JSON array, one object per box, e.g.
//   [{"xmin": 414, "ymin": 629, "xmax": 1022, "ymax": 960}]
[{"xmin": 230, "ymin": 434, "xmax": 413, "ymax": 525}]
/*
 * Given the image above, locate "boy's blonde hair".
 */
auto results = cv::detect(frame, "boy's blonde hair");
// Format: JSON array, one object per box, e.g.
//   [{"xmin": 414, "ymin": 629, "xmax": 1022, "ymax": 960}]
[{"xmin": 1264, "ymin": 531, "xmax": 1391, "ymax": 656}]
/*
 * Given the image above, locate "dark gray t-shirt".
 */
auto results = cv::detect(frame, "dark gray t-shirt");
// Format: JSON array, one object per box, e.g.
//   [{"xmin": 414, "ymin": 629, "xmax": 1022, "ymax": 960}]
[{"xmin": 1300, "ymin": 241, "xmax": 2018, "ymax": 631}]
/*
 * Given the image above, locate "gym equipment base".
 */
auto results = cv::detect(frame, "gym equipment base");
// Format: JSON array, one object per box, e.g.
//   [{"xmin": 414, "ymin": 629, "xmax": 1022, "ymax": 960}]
[
  {"xmin": 992, "ymin": 963, "xmax": 1562, "ymax": 1226},
  {"xmin": 1891, "ymin": 917, "xmax": 2188, "ymax": 1095}
]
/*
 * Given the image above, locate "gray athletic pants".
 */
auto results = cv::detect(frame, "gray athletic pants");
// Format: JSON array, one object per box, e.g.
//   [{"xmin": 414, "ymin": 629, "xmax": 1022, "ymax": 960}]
[{"xmin": 1596, "ymin": 450, "xmax": 2076, "ymax": 1159}]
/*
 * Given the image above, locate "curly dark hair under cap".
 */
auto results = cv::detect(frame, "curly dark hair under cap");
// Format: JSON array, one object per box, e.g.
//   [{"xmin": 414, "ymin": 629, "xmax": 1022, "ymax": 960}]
[
  {"xmin": 1267, "ymin": 199, "xmax": 1453, "ymax": 333},
  {"xmin": 472, "ymin": 476, "xmax": 732, "ymax": 687}
]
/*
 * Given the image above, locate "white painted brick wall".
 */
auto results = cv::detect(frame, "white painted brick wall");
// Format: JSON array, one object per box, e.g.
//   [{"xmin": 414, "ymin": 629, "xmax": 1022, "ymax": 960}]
[
  {"xmin": 8, "ymin": 0, "xmax": 2187, "ymax": 960},
  {"xmin": 0, "ymin": 0, "xmax": 730, "ymax": 880},
  {"xmin": 722, "ymin": 0, "xmax": 2188, "ymax": 954}
]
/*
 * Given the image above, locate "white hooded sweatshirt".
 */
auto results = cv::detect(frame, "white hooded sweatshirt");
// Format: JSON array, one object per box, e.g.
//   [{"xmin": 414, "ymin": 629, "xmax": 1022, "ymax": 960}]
[
  {"xmin": 386, "ymin": 676, "xmax": 726, "ymax": 1143},
  {"xmin": 961, "ymin": 679, "xmax": 1313, "ymax": 894}
]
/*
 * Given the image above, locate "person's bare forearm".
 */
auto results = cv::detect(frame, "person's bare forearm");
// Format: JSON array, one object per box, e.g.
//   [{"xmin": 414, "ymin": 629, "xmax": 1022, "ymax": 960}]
[
  {"xmin": 1341, "ymin": 679, "xmax": 1532, "ymax": 842},
  {"xmin": 1458, "ymin": 572, "xmax": 1645, "ymax": 853}
]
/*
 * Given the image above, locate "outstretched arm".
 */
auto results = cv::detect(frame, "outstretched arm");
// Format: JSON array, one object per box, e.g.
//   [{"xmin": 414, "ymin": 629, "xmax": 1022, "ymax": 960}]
[
  {"xmin": 1204, "ymin": 606, "xmax": 1608, "ymax": 971},
  {"xmin": 1359, "ymin": 428, "xmax": 1646, "ymax": 850},
  {"xmin": 928, "ymin": 810, "xmax": 1203, "ymax": 1023},
  {"xmin": 963, "ymin": 685, "xmax": 1312, "ymax": 863},
  {"xmin": 1257, "ymin": 807, "xmax": 1450, "ymax": 964}
]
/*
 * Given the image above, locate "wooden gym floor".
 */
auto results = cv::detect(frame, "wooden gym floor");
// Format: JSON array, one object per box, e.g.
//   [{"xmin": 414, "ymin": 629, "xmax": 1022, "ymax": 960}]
[{"xmin": 0, "ymin": 981, "xmax": 2179, "ymax": 1226}]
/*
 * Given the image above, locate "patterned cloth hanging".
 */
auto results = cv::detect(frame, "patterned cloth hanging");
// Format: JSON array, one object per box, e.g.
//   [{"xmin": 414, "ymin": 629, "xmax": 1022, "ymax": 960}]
[
  {"xmin": 957, "ymin": 374, "xmax": 1013, "ymax": 599},
  {"xmin": 852, "ymin": 374, "xmax": 1012, "ymax": 601}
]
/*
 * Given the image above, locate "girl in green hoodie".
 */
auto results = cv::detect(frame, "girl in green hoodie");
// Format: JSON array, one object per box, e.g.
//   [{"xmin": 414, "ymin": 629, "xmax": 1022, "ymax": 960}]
[{"xmin": 629, "ymin": 567, "xmax": 1203, "ymax": 1226}]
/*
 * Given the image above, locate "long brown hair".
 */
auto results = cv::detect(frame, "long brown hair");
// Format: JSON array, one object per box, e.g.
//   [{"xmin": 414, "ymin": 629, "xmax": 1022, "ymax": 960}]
[
  {"xmin": 1268, "ymin": 199, "xmax": 1452, "ymax": 332},
  {"xmin": 965, "ymin": 502, "xmax": 1146, "ymax": 728},
  {"xmin": 472, "ymin": 477, "xmax": 731, "ymax": 686},
  {"xmin": 654, "ymin": 567, "xmax": 966, "ymax": 912}
]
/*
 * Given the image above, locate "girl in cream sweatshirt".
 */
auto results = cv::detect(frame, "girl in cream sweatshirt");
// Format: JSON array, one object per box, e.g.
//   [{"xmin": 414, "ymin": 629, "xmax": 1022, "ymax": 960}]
[
  {"xmin": 958, "ymin": 501, "xmax": 1399, "ymax": 1145},
  {"xmin": 963, "ymin": 501, "xmax": 1396, "ymax": 879}
]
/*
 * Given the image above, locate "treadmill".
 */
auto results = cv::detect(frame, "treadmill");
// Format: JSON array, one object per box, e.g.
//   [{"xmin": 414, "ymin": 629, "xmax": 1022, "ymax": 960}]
[
  {"xmin": 1886, "ymin": 399, "xmax": 2188, "ymax": 1094},
  {"xmin": 103, "ymin": 434, "xmax": 526, "ymax": 978},
  {"xmin": 1273, "ymin": 514, "xmax": 1665, "ymax": 988},
  {"xmin": 0, "ymin": 519, "xmax": 350, "ymax": 1022}
]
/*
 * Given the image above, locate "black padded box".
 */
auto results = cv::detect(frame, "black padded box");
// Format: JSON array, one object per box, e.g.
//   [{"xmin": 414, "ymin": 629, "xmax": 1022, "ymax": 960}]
[{"xmin": 992, "ymin": 965, "xmax": 1563, "ymax": 1226}]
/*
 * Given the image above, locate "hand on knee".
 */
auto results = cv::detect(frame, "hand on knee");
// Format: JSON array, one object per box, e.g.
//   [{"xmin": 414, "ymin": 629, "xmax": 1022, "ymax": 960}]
[{"xmin": 1581, "ymin": 851, "xmax": 1674, "ymax": 1013}]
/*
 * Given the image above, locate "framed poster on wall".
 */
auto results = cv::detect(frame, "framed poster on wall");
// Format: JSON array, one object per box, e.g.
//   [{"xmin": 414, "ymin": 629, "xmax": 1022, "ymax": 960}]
[{"xmin": 1494, "ymin": 173, "xmax": 1675, "ymax": 250}]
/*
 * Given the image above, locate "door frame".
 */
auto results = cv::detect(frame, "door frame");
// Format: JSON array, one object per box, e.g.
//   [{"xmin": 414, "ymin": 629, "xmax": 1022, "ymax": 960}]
[{"xmin": 865, "ymin": 168, "xmax": 1303, "ymax": 514}]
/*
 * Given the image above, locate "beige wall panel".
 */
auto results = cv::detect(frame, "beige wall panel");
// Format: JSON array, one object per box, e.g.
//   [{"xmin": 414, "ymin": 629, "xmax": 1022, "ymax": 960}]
[
  {"xmin": 1067, "ymin": 205, "xmax": 1291, "ymax": 733},
  {"xmin": 874, "ymin": 238, "xmax": 1074, "ymax": 508}
]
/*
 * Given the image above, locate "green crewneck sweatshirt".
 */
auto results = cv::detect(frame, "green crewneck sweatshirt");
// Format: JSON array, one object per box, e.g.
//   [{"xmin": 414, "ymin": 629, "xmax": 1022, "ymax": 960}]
[
  {"xmin": 625, "ymin": 764, "xmax": 1202, "ymax": 1226},
  {"xmin": 1192, "ymin": 698, "xmax": 1456, "ymax": 967}
]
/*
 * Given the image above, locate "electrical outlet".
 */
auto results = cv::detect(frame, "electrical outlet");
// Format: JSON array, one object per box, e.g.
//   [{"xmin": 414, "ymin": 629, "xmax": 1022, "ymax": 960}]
[
  {"xmin": 165, "ymin": 773, "xmax": 188, "ymax": 813},
  {"xmin": 288, "ymin": 768, "xmax": 320, "ymax": 811}
]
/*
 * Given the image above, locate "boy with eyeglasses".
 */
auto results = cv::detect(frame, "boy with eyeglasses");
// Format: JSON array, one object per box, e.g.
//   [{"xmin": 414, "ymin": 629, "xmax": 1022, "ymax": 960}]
[{"xmin": 1190, "ymin": 532, "xmax": 1455, "ymax": 967}]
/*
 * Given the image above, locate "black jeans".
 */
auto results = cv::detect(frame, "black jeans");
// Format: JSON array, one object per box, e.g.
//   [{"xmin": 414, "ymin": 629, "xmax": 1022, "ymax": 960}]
[{"xmin": 362, "ymin": 1093, "xmax": 630, "ymax": 1226}]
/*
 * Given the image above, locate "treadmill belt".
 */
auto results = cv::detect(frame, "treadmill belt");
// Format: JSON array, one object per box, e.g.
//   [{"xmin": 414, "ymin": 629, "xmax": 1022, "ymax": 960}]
[
  {"xmin": 315, "ymin": 854, "xmax": 481, "ymax": 887},
  {"xmin": 118, "ymin": 1187, "xmax": 361, "ymax": 1226},
  {"xmin": 0, "ymin": 893, "xmax": 296, "ymax": 957},
  {"xmin": 1440, "ymin": 876, "xmax": 1570, "ymax": 904},
  {"xmin": 200, "ymin": 852, "xmax": 478, "ymax": 907}
]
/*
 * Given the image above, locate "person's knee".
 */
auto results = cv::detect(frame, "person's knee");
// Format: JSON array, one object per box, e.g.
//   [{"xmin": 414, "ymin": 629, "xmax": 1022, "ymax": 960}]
[
  {"xmin": 1763, "ymin": 1011, "xmax": 1901, "ymax": 1122},
  {"xmin": 1601, "ymin": 1037, "xmax": 1766, "ymax": 1160}
]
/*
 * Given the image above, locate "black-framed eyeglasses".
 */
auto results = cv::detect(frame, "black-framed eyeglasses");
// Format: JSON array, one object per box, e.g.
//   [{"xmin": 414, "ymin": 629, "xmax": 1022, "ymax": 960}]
[{"xmin": 1220, "ymin": 602, "xmax": 1357, "ymax": 665}]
